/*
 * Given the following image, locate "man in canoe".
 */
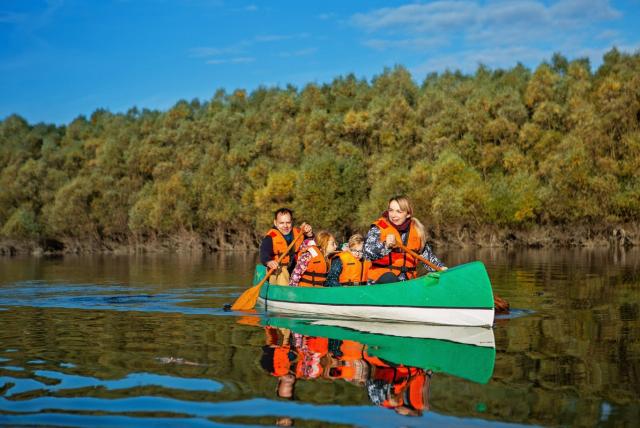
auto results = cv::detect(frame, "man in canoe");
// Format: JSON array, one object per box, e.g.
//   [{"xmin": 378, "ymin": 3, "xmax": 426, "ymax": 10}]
[
  {"xmin": 260, "ymin": 208, "xmax": 313, "ymax": 286},
  {"xmin": 364, "ymin": 195, "xmax": 446, "ymax": 284}
]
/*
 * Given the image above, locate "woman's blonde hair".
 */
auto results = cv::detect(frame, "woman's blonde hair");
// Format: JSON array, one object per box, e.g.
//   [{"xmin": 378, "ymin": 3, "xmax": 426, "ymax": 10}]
[
  {"xmin": 388, "ymin": 195, "xmax": 425, "ymax": 249},
  {"xmin": 315, "ymin": 230, "xmax": 337, "ymax": 260}
]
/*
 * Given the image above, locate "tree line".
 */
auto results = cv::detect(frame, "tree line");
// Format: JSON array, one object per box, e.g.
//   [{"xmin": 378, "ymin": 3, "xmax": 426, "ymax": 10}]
[{"xmin": 1, "ymin": 48, "xmax": 639, "ymax": 252}]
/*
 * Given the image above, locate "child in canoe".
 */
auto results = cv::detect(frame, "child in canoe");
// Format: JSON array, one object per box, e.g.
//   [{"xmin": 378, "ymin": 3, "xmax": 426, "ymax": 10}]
[
  {"xmin": 289, "ymin": 231, "xmax": 338, "ymax": 287},
  {"xmin": 325, "ymin": 234, "xmax": 371, "ymax": 287}
]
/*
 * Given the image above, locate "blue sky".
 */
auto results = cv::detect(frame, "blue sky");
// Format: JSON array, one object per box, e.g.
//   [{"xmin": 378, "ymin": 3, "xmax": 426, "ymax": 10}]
[{"xmin": 1, "ymin": 0, "xmax": 639, "ymax": 125}]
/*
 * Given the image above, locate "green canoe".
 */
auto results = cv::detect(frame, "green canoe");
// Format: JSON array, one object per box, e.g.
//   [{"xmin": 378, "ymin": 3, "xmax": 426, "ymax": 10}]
[
  {"xmin": 255, "ymin": 261, "xmax": 495, "ymax": 327},
  {"xmin": 263, "ymin": 315, "xmax": 496, "ymax": 384}
]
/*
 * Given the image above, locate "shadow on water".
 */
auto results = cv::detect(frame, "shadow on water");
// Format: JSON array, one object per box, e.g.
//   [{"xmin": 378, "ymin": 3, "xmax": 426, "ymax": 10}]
[{"xmin": 0, "ymin": 248, "xmax": 639, "ymax": 426}]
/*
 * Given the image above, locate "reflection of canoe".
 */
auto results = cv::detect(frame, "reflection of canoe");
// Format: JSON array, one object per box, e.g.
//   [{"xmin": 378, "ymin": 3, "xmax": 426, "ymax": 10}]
[
  {"xmin": 308, "ymin": 318, "xmax": 495, "ymax": 347},
  {"xmin": 264, "ymin": 316, "xmax": 496, "ymax": 384},
  {"xmin": 255, "ymin": 261, "xmax": 495, "ymax": 327}
]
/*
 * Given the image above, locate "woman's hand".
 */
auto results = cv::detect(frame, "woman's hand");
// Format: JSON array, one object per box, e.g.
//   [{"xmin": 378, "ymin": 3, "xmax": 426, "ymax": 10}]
[
  {"xmin": 385, "ymin": 234, "xmax": 396, "ymax": 248},
  {"xmin": 267, "ymin": 260, "xmax": 279, "ymax": 270}
]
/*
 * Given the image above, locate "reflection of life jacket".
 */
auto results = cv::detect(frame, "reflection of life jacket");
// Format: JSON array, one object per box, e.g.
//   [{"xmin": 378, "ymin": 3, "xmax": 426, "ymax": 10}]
[
  {"xmin": 364, "ymin": 351, "xmax": 427, "ymax": 411},
  {"xmin": 340, "ymin": 340, "xmax": 364, "ymax": 360},
  {"xmin": 368, "ymin": 218, "xmax": 422, "ymax": 281},
  {"xmin": 272, "ymin": 346, "xmax": 293, "ymax": 376},
  {"xmin": 266, "ymin": 227, "xmax": 302, "ymax": 266},
  {"xmin": 294, "ymin": 336, "xmax": 328, "ymax": 379},
  {"xmin": 326, "ymin": 340, "xmax": 365, "ymax": 381},
  {"xmin": 407, "ymin": 373, "xmax": 427, "ymax": 411},
  {"xmin": 333, "ymin": 251, "xmax": 371, "ymax": 285},
  {"xmin": 380, "ymin": 371, "xmax": 426, "ymax": 410},
  {"xmin": 265, "ymin": 326, "xmax": 280, "ymax": 346},
  {"xmin": 298, "ymin": 245, "xmax": 328, "ymax": 287}
]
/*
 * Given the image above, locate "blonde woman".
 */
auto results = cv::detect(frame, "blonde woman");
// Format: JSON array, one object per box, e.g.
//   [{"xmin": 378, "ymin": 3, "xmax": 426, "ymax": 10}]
[
  {"xmin": 289, "ymin": 231, "xmax": 338, "ymax": 287},
  {"xmin": 364, "ymin": 196, "xmax": 446, "ymax": 284}
]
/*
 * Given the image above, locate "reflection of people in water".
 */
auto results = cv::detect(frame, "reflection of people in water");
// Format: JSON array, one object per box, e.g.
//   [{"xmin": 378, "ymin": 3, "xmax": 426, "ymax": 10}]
[
  {"xmin": 324, "ymin": 339, "xmax": 370, "ymax": 385},
  {"xmin": 260, "ymin": 327, "xmax": 298, "ymax": 426},
  {"xmin": 261, "ymin": 327, "xmax": 298, "ymax": 398},
  {"xmin": 365, "ymin": 351, "xmax": 432, "ymax": 416},
  {"xmin": 260, "ymin": 327, "xmax": 432, "ymax": 418}
]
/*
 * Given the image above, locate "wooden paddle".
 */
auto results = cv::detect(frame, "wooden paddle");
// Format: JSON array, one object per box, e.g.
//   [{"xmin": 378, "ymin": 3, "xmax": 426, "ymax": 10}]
[
  {"xmin": 231, "ymin": 232, "xmax": 304, "ymax": 311},
  {"xmin": 396, "ymin": 242, "xmax": 510, "ymax": 314}
]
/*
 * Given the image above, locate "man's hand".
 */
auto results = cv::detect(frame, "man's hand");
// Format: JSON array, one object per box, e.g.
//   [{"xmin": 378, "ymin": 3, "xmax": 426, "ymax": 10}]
[
  {"xmin": 266, "ymin": 260, "xmax": 279, "ymax": 270},
  {"xmin": 300, "ymin": 222, "xmax": 313, "ymax": 237},
  {"xmin": 385, "ymin": 234, "xmax": 396, "ymax": 248}
]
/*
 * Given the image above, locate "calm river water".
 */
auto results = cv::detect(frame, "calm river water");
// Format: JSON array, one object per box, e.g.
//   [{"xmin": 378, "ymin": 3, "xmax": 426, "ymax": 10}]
[{"xmin": 1, "ymin": 249, "xmax": 639, "ymax": 427}]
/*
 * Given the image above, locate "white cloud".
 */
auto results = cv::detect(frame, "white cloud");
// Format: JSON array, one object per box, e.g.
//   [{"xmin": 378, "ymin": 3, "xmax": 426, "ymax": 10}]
[
  {"xmin": 412, "ymin": 45, "xmax": 550, "ymax": 75},
  {"xmin": 596, "ymin": 29, "xmax": 620, "ymax": 40},
  {"xmin": 206, "ymin": 57, "xmax": 255, "ymax": 65},
  {"xmin": 352, "ymin": 0, "xmax": 623, "ymax": 48},
  {"xmin": 278, "ymin": 48, "xmax": 317, "ymax": 58},
  {"xmin": 190, "ymin": 33, "xmax": 311, "ymax": 63},
  {"xmin": 255, "ymin": 34, "xmax": 292, "ymax": 42},
  {"xmin": 411, "ymin": 40, "xmax": 640, "ymax": 77},
  {"xmin": 189, "ymin": 46, "xmax": 241, "ymax": 57},
  {"xmin": 352, "ymin": 1, "xmax": 478, "ymax": 33},
  {"xmin": 255, "ymin": 33, "xmax": 310, "ymax": 43},
  {"xmin": 364, "ymin": 37, "xmax": 448, "ymax": 51}
]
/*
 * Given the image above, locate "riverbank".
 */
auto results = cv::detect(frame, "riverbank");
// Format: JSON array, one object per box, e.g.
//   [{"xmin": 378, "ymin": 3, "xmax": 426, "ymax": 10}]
[{"xmin": 1, "ymin": 223, "xmax": 637, "ymax": 256}]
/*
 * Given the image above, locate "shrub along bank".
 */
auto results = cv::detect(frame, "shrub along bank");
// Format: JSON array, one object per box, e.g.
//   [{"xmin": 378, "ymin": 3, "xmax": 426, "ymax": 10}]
[{"xmin": 1, "ymin": 49, "xmax": 639, "ymax": 254}]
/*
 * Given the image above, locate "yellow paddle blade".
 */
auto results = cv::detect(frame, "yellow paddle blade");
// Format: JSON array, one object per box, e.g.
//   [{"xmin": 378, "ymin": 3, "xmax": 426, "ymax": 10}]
[{"xmin": 230, "ymin": 284, "xmax": 261, "ymax": 311}]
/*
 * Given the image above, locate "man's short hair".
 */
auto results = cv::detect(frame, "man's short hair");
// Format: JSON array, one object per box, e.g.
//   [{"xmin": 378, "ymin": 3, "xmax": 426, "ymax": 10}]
[{"xmin": 274, "ymin": 207, "xmax": 294, "ymax": 221}]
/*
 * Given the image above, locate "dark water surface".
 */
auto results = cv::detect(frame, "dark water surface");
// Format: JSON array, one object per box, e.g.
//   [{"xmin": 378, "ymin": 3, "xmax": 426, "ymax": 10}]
[{"xmin": 1, "ymin": 249, "xmax": 639, "ymax": 427}]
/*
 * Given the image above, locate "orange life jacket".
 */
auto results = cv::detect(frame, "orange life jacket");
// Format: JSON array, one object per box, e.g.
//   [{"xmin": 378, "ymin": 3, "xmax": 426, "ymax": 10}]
[
  {"xmin": 297, "ymin": 245, "xmax": 329, "ymax": 287},
  {"xmin": 272, "ymin": 346, "xmax": 293, "ymax": 377},
  {"xmin": 333, "ymin": 251, "xmax": 371, "ymax": 285},
  {"xmin": 368, "ymin": 218, "xmax": 422, "ymax": 281},
  {"xmin": 266, "ymin": 227, "xmax": 302, "ymax": 266}
]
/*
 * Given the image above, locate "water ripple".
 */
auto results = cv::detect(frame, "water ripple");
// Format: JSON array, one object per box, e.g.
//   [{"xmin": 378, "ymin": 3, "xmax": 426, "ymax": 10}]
[
  {"xmin": 2, "ymin": 369, "xmax": 223, "ymax": 397},
  {"xmin": 0, "ymin": 396, "xmax": 528, "ymax": 428},
  {"xmin": 0, "ymin": 282, "xmax": 231, "ymax": 315}
]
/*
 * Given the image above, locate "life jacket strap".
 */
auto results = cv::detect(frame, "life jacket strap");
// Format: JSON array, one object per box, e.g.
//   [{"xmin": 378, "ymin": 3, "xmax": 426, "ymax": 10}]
[
  {"xmin": 299, "ymin": 276, "xmax": 327, "ymax": 286},
  {"xmin": 370, "ymin": 262, "xmax": 417, "ymax": 272}
]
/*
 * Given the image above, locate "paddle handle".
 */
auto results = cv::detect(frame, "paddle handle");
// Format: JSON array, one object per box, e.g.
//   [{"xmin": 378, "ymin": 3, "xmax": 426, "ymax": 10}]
[{"xmin": 396, "ymin": 243, "xmax": 443, "ymax": 272}]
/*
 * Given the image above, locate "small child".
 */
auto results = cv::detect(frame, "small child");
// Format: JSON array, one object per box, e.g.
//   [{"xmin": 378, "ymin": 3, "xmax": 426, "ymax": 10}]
[
  {"xmin": 325, "ymin": 234, "xmax": 371, "ymax": 287},
  {"xmin": 289, "ymin": 231, "xmax": 338, "ymax": 287}
]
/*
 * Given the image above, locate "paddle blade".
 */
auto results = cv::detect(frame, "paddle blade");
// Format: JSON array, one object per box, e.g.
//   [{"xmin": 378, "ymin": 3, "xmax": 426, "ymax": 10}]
[{"xmin": 231, "ymin": 284, "xmax": 261, "ymax": 311}]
